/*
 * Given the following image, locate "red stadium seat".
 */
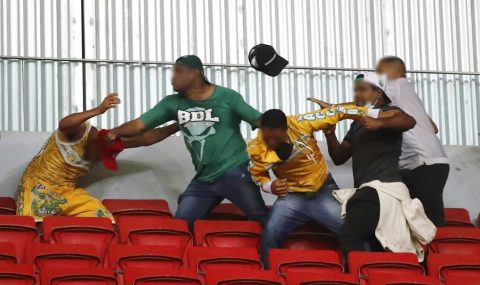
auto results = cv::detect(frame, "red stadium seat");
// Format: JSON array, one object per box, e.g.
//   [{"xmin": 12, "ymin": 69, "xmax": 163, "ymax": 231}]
[
  {"xmin": 427, "ymin": 254, "xmax": 480, "ymax": 283},
  {"xmin": 0, "ymin": 197, "xmax": 15, "ymax": 215},
  {"xmin": 284, "ymin": 223, "xmax": 338, "ymax": 250},
  {"xmin": 368, "ymin": 273, "xmax": 439, "ymax": 285},
  {"xmin": 107, "ymin": 244, "xmax": 184, "ymax": 271},
  {"xmin": 0, "ymin": 242, "xmax": 17, "ymax": 265},
  {"xmin": 286, "ymin": 272, "xmax": 359, "ymax": 285},
  {"xmin": 186, "ymin": 247, "xmax": 262, "ymax": 274},
  {"xmin": 205, "ymin": 203, "xmax": 247, "ymax": 221},
  {"xmin": 26, "ymin": 244, "xmax": 101, "ymax": 272},
  {"xmin": 444, "ymin": 275, "xmax": 480, "ymax": 285},
  {"xmin": 102, "ymin": 199, "xmax": 172, "ymax": 223},
  {"xmin": 41, "ymin": 268, "xmax": 117, "ymax": 285},
  {"xmin": 206, "ymin": 269, "xmax": 282, "ymax": 285},
  {"xmin": 194, "ymin": 220, "xmax": 262, "ymax": 248},
  {"xmin": 42, "ymin": 216, "xmax": 116, "ymax": 258},
  {"xmin": 0, "ymin": 264, "xmax": 36, "ymax": 285},
  {"xmin": 124, "ymin": 268, "xmax": 201, "ymax": 285},
  {"xmin": 428, "ymin": 227, "xmax": 480, "ymax": 255},
  {"xmin": 0, "ymin": 215, "xmax": 38, "ymax": 263},
  {"xmin": 269, "ymin": 249, "xmax": 344, "ymax": 276},
  {"xmin": 118, "ymin": 216, "xmax": 192, "ymax": 252},
  {"xmin": 348, "ymin": 252, "xmax": 424, "ymax": 283},
  {"xmin": 444, "ymin": 208, "xmax": 474, "ymax": 227}
]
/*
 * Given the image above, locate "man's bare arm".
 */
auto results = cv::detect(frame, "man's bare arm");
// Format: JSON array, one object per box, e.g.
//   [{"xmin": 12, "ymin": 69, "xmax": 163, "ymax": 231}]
[
  {"xmin": 109, "ymin": 118, "xmax": 149, "ymax": 139},
  {"xmin": 122, "ymin": 124, "xmax": 180, "ymax": 148},
  {"xmin": 59, "ymin": 93, "xmax": 120, "ymax": 140},
  {"xmin": 359, "ymin": 111, "xmax": 416, "ymax": 132},
  {"xmin": 324, "ymin": 128, "xmax": 353, "ymax": 166}
]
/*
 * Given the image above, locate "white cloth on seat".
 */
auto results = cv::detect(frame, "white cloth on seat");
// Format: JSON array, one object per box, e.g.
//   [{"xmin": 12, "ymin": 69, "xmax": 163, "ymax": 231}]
[{"xmin": 333, "ymin": 180, "xmax": 436, "ymax": 261}]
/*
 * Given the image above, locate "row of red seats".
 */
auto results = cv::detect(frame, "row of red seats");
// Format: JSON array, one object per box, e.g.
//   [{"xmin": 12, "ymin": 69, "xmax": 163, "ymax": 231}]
[
  {"xmin": 1, "ymin": 214, "xmax": 480, "ymax": 263},
  {"xmin": 1, "ymin": 251, "xmax": 479, "ymax": 284},
  {"xmin": 1, "ymin": 197, "xmax": 479, "ymax": 227}
]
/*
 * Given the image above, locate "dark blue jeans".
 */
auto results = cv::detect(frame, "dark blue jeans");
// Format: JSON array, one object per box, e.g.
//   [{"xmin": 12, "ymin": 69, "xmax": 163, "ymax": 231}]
[
  {"xmin": 175, "ymin": 161, "xmax": 268, "ymax": 231},
  {"xmin": 260, "ymin": 173, "xmax": 343, "ymax": 268}
]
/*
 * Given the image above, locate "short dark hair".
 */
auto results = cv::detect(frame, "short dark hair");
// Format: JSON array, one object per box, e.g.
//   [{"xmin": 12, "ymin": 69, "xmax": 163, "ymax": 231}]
[
  {"xmin": 379, "ymin": 56, "xmax": 407, "ymax": 77},
  {"xmin": 260, "ymin": 109, "xmax": 287, "ymax": 129}
]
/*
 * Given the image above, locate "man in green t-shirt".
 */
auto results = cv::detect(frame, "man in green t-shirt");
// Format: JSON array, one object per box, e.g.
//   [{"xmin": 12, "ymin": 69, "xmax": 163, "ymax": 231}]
[{"xmin": 108, "ymin": 55, "xmax": 268, "ymax": 229}]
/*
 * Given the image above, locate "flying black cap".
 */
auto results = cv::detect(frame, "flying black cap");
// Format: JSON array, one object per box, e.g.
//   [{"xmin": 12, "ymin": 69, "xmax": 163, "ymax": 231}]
[{"xmin": 248, "ymin": 44, "xmax": 288, "ymax": 77}]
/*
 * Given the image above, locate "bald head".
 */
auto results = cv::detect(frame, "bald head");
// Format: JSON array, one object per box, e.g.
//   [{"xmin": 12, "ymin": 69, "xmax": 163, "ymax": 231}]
[{"xmin": 376, "ymin": 56, "xmax": 407, "ymax": 80}]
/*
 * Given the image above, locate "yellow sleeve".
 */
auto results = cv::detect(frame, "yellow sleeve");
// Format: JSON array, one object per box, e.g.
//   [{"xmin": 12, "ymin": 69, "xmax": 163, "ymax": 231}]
[
  {"xmin": 247, "ymin": 141, "xmax": 272, "ymax": 191},
  {"xmin": 291, "ymin": 105, "xmax": 370, "ymax": 134}
]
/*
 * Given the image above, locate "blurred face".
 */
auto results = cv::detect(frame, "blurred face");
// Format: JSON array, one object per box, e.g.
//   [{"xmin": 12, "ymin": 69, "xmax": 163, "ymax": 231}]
[
  {"xmin": 375, "ymin": 61, "xmax": 397, "ymax": 80},
  {"xmin": 354, "ymin": 81, "xmax": 381, "ymax": 107},
  {"xmin": 262, "ymin": 127, "xmax": 288, "ymax": 150},
  {"xmin": 171, "ymin": 64, "xmax": 200, "ymax": 92}
]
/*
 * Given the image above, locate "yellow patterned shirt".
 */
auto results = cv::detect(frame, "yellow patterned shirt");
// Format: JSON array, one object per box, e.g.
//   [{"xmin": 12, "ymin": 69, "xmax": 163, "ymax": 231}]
[
  {"xmin": 248, "ymin": 105, "xmax": 369, "ymax": 193},
  {"xmin": 21, "ymin": 123, "xmax": 93, "ymax": 188}
]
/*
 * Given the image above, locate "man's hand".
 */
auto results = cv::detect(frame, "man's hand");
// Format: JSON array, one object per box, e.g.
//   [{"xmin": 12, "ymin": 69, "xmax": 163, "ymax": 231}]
[
  {"xmin": 105, "ymin": 131, "xmax": 118, "ymax": 142},
  {"xmin": 359, "ymin": 117, "xmax": 384, "ymax": 131},
  {"xmin": 323, "ymin": 124, "xmax": 336, "ymax": 136},
  {"xmin": 307, "ymin": 98, "xmax": 332, "ymax": 109},
  {"xmin": 271, "ymin": 179, "xmax": 289, "ymax": 196},
  {"xmin": 96, "ymin": 93, "xmax": 121, "ymax": 114}
]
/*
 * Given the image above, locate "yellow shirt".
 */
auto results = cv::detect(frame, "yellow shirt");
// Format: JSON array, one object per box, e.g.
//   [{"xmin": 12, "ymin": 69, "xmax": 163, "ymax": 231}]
[
  {"xmin": 21, "ymin": 123, "xmax": 93, "ymax": 188},
  {"xmin": 248, "ymin": 105, "xmax": 368, "ymax": 193}
]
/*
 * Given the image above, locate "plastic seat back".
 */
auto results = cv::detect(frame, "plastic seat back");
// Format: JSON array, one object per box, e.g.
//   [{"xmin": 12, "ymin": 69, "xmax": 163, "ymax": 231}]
[
  {"xmin": 194, "ymin": 220, "xmax": 261, "ymax": 248},
  {"xmin": 205, "ymin": 204, "xmax": 247, "ymax": 221},
  {"xmin": 284, "ymin": 223, "xmax": 338, "ymax": 250},
  {"xmin": 26, "ymin": 244, "xmax": 101, "ymax": 272},
  {"xmin": 42, "ymin": 216, "xmax": 116, "ymax": 259},
  {"xmin": 444, "ymin": 208, "xmax": 473, "ymax": 227},
  {"xmin": 0, "ymin": 215, "xmax": 38, "ymax": 263},
  {"xmin": 348, "ymin": 252, "xmax": 424, "ymax": 283},
  {"xmin": 286, "ymin": 272, "xmax": 359, "ymax": 285},
  {"xmin": 428, "ymin": 227, "xmax": 480, "ymax": 255},
  {"xmin": 0, "ymin": 264, "xmax": 36, "ymax": 285},
  {"xmin": 41, "ymin": 268, "xmax": 117, "ymax": 285},
  {"xmin": 0, "ymin": 197, "xmax": 15, "ymax": 215},
  {"xmin": 206, "ymin": 269, "xmax": 281, "ymax": 285},
  {"xmin": 102, "ymin": 199, "xmax": 172, "ymax": 223},
  {"xmin": 0, "ymin": 242, "xmax": 18, "ymax": 265},
  {"xmin": 269, "ymin": 249, "xmax": 344, "ymax": 276},
  {"xmin": 124, "ymin": 268, "xmax": 201, "ymax": 285},
  {"xmin": 427, "ymin": 254, "xmax": 480, "ymax": 283},
  {"xmin": 368, "ymin": 273, "xmax": 439, "ymax": 285},
  {"xmin": 118, "ymin": 216, "xmax": 192, "ymax": 252},
  {"xmin": 186, "ymin": 247, "xmax": 262, "ymax": 275},
  {"xmin": 107, "ymin": 244, "xmax": 184, "ymax": 271}
]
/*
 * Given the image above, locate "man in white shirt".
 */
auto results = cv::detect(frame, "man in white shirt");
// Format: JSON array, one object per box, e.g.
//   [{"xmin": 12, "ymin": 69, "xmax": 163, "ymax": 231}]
[{"xmin": 375, "ymin": 56, "xmax": 449, "ymax": 226}]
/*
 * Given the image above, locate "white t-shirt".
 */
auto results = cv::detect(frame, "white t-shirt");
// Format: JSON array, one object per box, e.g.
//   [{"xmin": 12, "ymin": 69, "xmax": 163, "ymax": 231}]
[{"xmin": 386, "ymin": 78, "xmax": 448, "ymax": 170}]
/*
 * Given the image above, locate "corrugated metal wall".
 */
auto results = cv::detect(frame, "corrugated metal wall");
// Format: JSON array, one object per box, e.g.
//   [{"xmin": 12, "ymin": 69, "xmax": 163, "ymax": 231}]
[{"xmin": 1, "ymin": 0, "xmax": 479, "ymax": 145}]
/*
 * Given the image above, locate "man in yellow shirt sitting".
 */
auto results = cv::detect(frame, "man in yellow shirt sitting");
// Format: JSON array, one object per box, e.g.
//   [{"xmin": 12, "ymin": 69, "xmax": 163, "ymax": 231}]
[{"xmin": 248, "ymin": 104, "xmax": 386, "ymax": 267}]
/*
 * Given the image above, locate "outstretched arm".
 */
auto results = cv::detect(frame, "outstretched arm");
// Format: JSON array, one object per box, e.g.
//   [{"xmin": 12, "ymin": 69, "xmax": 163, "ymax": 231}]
[
  {"xmin": 358, "ymin": 108, "xmax": 416, "ymax": 132},
  {"xmin": 110, "ymin": 118, "xmax": 149, "ymax": 139},
  {"xmin": 58, "ymin": 93, "xmax": 120, "ymax": 141},
  {"xmin": 122, "ymin": 124, "xmax": 180, "ymax": 149},
  {"xmin": 324, "ymin": 125, "xmax": 353, "ymax": 165}
]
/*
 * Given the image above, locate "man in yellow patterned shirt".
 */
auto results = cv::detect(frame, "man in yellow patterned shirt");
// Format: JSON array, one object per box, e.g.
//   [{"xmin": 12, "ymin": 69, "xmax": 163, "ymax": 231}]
[
  {"xmin": 248, "ymin": 104, "xmax": 383, "ymax": 267},
  {"xmin": 16, "ymin": 94, "xmax": 178, "ymax": 221}
]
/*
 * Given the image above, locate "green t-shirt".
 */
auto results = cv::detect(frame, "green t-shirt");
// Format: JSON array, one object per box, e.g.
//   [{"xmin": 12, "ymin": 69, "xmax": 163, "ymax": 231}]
[{"xmin": 140, "ymin": 85, "xmax": 261, "ymax": 181}]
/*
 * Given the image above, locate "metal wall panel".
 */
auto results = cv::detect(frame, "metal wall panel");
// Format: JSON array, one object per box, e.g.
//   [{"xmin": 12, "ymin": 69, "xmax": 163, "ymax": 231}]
[{"xmin": 1, "ymin": 0, "xmax": 479, "ymax": 145}]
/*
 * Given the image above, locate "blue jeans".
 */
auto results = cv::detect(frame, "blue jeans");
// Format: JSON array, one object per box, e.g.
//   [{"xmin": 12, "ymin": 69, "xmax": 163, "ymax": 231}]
[
  {"xmin": 175, "ymin": 161, "xmax": 268, "ymax": 231},
  {"xmin": 260, "ymin": 173, "xmax": 343, "ymax": 268}
]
